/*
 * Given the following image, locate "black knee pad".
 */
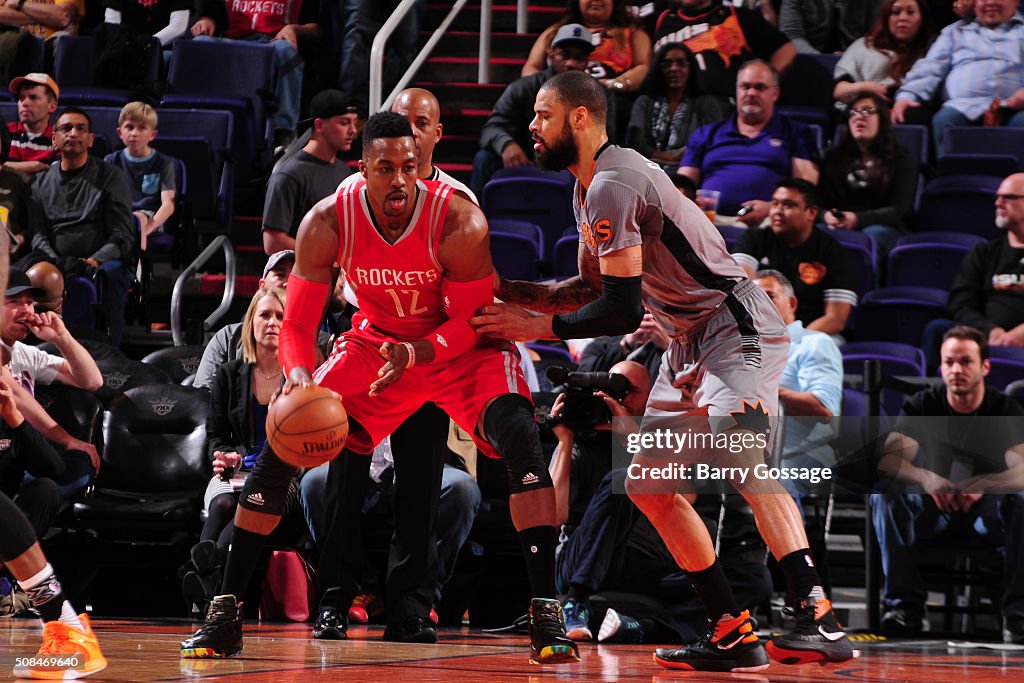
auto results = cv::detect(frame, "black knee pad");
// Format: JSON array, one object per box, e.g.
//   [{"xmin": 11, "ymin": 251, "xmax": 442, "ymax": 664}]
[
  {"xmin": 0, "ymin": 491, "xmax": 38, "ymax": 562},
  {"xmin": 484, "ymin": 394, "xmax": 552, "ymax": 494}
]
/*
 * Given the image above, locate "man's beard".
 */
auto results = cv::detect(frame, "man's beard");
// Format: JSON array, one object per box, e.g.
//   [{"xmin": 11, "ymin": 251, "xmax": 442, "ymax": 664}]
[
  {"xmin": 535, "ymin": 121, "xmax": 578, "ymax": 171},
  {"xmin": 996, "ymin": 214, "xmax": 1010, "ymax": 229}
]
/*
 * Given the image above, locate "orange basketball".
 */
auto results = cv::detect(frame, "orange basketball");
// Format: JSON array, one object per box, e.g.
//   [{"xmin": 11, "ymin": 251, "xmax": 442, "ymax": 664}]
[{"xmin": 266, "ymin": 385, "xmax": 348, "ymax": 468}]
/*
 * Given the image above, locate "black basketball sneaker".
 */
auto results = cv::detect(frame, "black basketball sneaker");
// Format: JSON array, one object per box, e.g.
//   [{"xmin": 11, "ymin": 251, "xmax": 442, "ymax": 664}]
[
  {"xmin": 180, "ymin": 594, "xmax": 244, "ymax": 658},
  {"xmin": 528, "ymin": 598, "xmax": 580, "ymax": 664},
  {"xmin": 654, "ymin": 610, "xmax": 769, "ymax": 672},
  {"xmin": 767, "ymin": 598, "xmax": 854, "ymax": 665}
]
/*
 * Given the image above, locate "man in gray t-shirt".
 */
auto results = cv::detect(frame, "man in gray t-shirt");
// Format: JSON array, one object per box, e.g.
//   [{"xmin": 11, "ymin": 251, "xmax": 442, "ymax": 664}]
[{"xmin": 262, "ymin": 90, "xmax": 359, "ymax": 255}]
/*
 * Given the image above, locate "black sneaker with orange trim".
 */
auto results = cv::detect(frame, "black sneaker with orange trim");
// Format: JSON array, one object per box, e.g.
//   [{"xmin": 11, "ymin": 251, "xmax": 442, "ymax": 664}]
[
  {"xmin": 767, "ymin": 598, "xmax": 854, "ymax": 665},
  {"xmin": 654, "ymin": 610, "xmax": 768, "ymax": 672}
]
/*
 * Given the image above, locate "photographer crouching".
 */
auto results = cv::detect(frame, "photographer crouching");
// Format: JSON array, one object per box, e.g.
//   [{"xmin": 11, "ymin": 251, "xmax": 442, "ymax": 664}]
[{"xmin": 548, "ymin": 359, "xmax": 773, "ymax": 645}]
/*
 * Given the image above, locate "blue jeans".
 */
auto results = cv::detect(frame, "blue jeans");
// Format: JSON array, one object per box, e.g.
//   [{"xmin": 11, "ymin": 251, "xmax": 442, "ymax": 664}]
[
  {"xmin": 99, "ymin": 259, "xmax": 132, "ymax": 347},
  {"xmin": 195, "ymin": 34, "xmax": 302, "ymax": 131},
  {"xmin": 870, "ymin": 492, "xmax": 1024, "ymax": 616},
  {"xmin": 931, "ymin": 105, "xmax": 1024, "ymax": 152},
  {"xmin": 862, "ymin": 224, "xmax": 902, "ymax": 266}
]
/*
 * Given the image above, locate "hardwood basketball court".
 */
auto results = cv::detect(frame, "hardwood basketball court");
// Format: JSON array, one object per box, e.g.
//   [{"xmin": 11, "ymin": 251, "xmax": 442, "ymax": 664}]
[{"xmin": 3, "ymin": 618, "xmax": 1023, "ymax": 681}]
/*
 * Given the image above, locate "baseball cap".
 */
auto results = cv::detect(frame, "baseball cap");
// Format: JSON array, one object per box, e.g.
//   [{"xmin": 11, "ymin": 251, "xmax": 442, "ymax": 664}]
[
  {"xmin": 6, "ymin": 268, "xmax": 46, "ymax": 299},
  {"xmin": 263, "ymin": 250, "xmax": 295, "ymax": 279},
  {"xmin": 9, "ymin": 73, "xmax": 59, "ymax": 100},
  {"xmin": 551, "ymin": 24, "xmax": 595, "ymax": 52}
]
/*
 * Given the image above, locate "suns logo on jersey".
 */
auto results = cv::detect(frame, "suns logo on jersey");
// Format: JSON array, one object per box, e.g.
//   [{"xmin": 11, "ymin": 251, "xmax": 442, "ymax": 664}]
[
  {"xmin": 798, "ymin": 262, "xmax": 827, "ymax": 286},
  {"xmin": 580, "ymin": 219, "xmax": 613, "ymax": 251}
]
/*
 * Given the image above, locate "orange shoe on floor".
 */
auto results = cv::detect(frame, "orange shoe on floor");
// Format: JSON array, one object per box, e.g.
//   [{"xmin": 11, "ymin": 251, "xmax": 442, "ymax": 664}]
[
  {"xmin": 13, "ymin": 613, "xmax": 108, "ymax": 679},
  {"xmin": 348, "ymin": 593, "xmax": 383, "ymax": 624}
]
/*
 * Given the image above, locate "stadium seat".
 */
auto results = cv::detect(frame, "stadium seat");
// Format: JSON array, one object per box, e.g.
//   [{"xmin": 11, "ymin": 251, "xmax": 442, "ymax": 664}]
[
  {"xmin": 553, "ymin": 234, "xmax": 579, "ymax": 278},
  {"xmin": 820, "ymin": 227, "xmax": 876, "ymax": 294},
  {"xmin": 778, "ymin": 53, "xmax": 840, "ymax": 132},
  {"xmin": 886, "ymin": 232, "xmax": 986, "ymax": 289},
  {"xmin": 94, "ymin": 358, "xmax": 173, "ymax": 405},
  {"xmin": 38, "ymin": 337, "xmax": 126, "ymax": 362},
  {"xmin": 855, "ymin": 286, "xmax": 949, "ymax": 344},
  {"xmin": 53, "ymin": 35, "xmax": 160, "ymax": 107},
  {"xmin": 1006, "ymin": 379, "xmax": 1024, "ymax": 400},
  {"xmin": 73, "ymin": 384, "xmax": 211, "ymax": 537},
  {"xmin": 141, "ymin": 345, "xmax": 206, "ymax": 384},
  {"xmin": 490, "ymin": 218, "xmax": 545, "ymax": 259},
  {"xmin": 718, "ymin": 225, "xmax": 746, "ymax": 252},
  {"xmin": 489, "ymin": 232, "xmax": 541, "ymax": 281},
  {"xmin": 482, "ymin": 177, "xmax": 575, "ymax": 259},
  {"xmin": 936, "ymin": 153, "xmax": 1018, "ymax": 179},
  {"xmin": 491, "ymin": 166, "xmax": 574, "ymax": 187},
  {"xmin": 941, "ymin": 127, "xmax": 1024, "ymax": 170},
  {"xmin": 34, "ymin": 384, "xmax": 103, "ymax": 449},
  {"xmin": 916, "ymin": 175, "xmax": 1000, "ymax": 239},
  {"xmin": 0, "ymin": 35, "xmax": 45, "ymax": 101},
  {"xmin": 163, "ymin": 40, "xmax": 275, "ymax": 178},
  {"xmin": 988, "ymin": 346, "xmax": 1024, "ymax": 391},
  {"xmin": 840, "ymin": 342, "xmax": 925, "ymax": 416}
]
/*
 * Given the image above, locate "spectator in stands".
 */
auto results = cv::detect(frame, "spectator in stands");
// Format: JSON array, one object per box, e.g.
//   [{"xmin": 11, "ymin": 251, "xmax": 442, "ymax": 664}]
[
  {"xmin": 19, "ymin": 107, "xmax": 134, "ymax": 348},
  {"xmin": 5, "ymin": 73, "xmax": 58, "ymax": 177},
  {"xmin": 653, "ymin": 0, "xmax": 795, "ymax": 102},
  {"xmin": 194, "ymin": 250, "xmax": 320, "ymax": 390},
  {"xmin": 833, "ymin": 0, "xmax": 935, "ymax": 106},
  {"xmin": 523, "ymin": 1, "xmax": 652, "ymax": 142},
  {"xmin": 678, "ymin": 60, "xmax": 818, "ymax": 226},
  {"xmin": 0, "ymin": 113, "xmax": 39, "ymax": 261},
  {"xmin": 335, "ymin": 0, "xmax": 424, "ymax": 119},
  {"xmin": 892, "ymin": 0, "xmax": 1024, "ymax": 150},
  {"xmin": 0, "ymin": 1, "xmax": 81, "ymax": 41},
  {"xmin": 0, "ymin": 364, "xmax": 64, "ymax": 538},
  {"xmin": 780, "ymin": 0, "xmax": 884, "ymax": 53},
  {"xmin": 819, "ymin": 91, "xmax": 917, "ymax": 258},
  {"xmin": 1, "ymin": 268, "xmax": 102, "ymax": 498},
  {"xmin": 576, "ymin": 311, "xmax": 670, "ymax": 384},
  {"xmin": 25, "ymin": 261, "xmax": 63, "ymax": 315},
  {"xmin": 550, "ymin": 361, "xmax": 773, "ymax": 644},
  {"xmin": 625, "ymin": 42, "xmax": 730, "ymax": 171},
  {"xmin": 262, "ymin": 90, "xmax": 358, "ymax": 255},
  {"xmin": 755, "ymin": 268, "xmax": 842, "ymax": 476},
  {"xmin": 733, "ymin": 178, "xmax": 857, "ymax": 335},
  {"xmin": 871, "ymin": 326, "xmax": 1024, "ymax": 642},
  {"xmin": 470, "ymin": 23, "xmax": 594, "ymax": 197},
  {"xmin": 191, "ymin": 0, "xmax": 320, "ymax": 144},
  {"xmin": 105, "ymin": 102, "xmax": 176, "ymax": 253},
  {"xmin": 181, "ymin": 286, "xmax": 305, "ymax": 613},
  {"xmin": 101, "ymin": 0, "xmax": 190, "ymax": 49},
  {"xmin": 922, "ymin": 172, "xmax": 1024, "ymax": 369}
]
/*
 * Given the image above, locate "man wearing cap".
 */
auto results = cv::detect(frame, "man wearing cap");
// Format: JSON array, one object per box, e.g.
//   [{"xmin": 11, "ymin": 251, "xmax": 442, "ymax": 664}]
[
  {"xmin": 1, "ymin": 267, "xmax": 103, "ymax": 499},
  {"xmin": 193, "ymin": 250, "xmax": 332, "ymax": 390},
  {"xmin": 262, "ymin": 90, "xmax": 358, "ymax": 255},
  {"xmin": 5, "ymin": 73, "xmax": 59, "ymax": 177},
  {"xmin": 470, "ymin": 23, "xmax": 594, "ymax": 196}
]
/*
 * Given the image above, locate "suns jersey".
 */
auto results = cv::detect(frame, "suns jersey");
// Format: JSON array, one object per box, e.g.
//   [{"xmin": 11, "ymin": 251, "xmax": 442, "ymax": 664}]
[{"xmin": 335, "ymin": 178, "xmax": 453, "ymax": 340}]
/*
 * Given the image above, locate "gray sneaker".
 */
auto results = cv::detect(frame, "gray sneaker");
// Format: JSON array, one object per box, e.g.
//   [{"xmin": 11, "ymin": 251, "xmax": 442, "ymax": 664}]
[
  {"xmin": 0, "ymin": 584, "xmax": 30, "ymax": 618},
  {"xmin": 880, "ymin": 605, "xmax": 928, "ymax": 637}
]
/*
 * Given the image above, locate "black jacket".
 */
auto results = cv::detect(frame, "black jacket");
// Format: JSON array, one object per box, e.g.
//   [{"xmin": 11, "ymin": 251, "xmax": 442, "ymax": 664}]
[
  {"xmin": 206, "ymin": 359, "xmax": 256, "ymax": 462},
  {"xmin": 480, "ymin": 68, "xmax": 553, "ymax": 157},
  {"xmin": 0, "ymin": 419, "xmax": 65, "ymax": 497}
]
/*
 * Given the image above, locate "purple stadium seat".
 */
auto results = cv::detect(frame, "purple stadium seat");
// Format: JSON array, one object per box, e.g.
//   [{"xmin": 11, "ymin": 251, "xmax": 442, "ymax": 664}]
[
  {"xmin": 820, "ymin": 227, "xmax": 875, "ymax": 294},
  {"xmin": 886, "ymin": 232, "xmax": 986, "ymax": 289},
  {"xmin": 1006, "ymin": 379, "xmax": 1024, "ymax": 400},
  {"xmin": 841, "ymin": 342, "xmax": 926, "ymax": 416},
  {"xmin": 778, "ymin": 53, "xmax": 840, "ymax": 132},
  {"xmin": 53, "ymin": 35, "xmax": 160, "ymax": 107},
  {"xmin": 490, "ymin": 232, "xmax": 541, "ymax": 281},
  {"xmin": 64, "ymin": 275, "xmax": 100, "ymax": 328},
  {"xmin": 936, "ymin": 153, "xmax": 1018, "ymax": 179},
  {"xmin": 855, "ymin": 286, "xmax": 948, "ymax": 344},
  {"xmin": 482, "ymin": 177, "xmax": 575, "ymax": 260},
  {"xmin": 491, "ymin": 166, "xmax": 574, "ymax": 187},
  {"xmin": 719, "ymin": 225, "xmax": 746, "ymax": 252},
  {"xmin": 988, "ymin": 346, "xmax": 1024, "ymax": 391},
  {"xmin": 916, "ymin": 175, "xmax": 1000, "ymax": 239},
  {"xmin": 941, "ymin": 127, "xmax": 1024, "ymax": 169},
  {"xmin": 553, "ymin": 234, "xmax": 579, "ymax": 278},
  {"xmin": 490, "ymin": 218, "xmax": 544, "ymax": 259}
]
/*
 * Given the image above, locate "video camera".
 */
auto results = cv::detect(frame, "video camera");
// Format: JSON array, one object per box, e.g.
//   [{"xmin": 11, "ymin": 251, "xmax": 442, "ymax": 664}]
[{"xmin": 541, "ymin": 366, "xmax": 631, "ymax": 432}]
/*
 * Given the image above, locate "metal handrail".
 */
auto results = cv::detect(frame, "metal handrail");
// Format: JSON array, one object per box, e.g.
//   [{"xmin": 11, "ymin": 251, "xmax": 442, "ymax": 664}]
[
  {"xmin": 170, "ymin": 235, "xmax": 236, "ymax": 346},
  {"xmin": 369, "ymin": 0, "xmax": 492, "ymax": 113}
]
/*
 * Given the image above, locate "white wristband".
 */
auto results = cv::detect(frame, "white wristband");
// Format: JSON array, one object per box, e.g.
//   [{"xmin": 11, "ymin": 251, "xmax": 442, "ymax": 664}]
[{"xmin": 401, "ymin": 341, "xmax": 416, "ymax": 368}]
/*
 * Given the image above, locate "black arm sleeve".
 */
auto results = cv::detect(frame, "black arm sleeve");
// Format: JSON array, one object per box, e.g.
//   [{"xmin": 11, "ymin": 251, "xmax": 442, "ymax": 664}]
[{"xmin": 551, "ymin": 274, "xmax": 644, "ymax": 340}]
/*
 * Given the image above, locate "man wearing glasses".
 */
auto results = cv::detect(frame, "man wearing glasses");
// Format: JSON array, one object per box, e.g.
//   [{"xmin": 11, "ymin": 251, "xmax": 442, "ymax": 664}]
[
  {"xmin": 678, "ymin": 60, "xmax": 818, "ymax": 227},
  {"xmin": 16, "ymin": 108, "xmax": 134, "ymax": 347},
  {"xmin": 923, "ymin": 172, "xmax": 1024, "ymax": 369}
]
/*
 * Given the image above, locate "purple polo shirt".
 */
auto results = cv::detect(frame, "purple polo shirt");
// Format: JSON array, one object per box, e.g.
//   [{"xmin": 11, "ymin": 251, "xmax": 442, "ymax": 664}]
[{"xmin": 680, "ymin": 111, "xmax": 815, "ymax": 214}]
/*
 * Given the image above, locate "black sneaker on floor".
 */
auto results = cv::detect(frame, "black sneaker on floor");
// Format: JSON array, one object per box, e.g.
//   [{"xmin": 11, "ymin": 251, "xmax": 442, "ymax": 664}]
[
  {"xmin": 654, "ymin": 610, "xmax": 768, "ymax": 672},
  {"xmin": 383, "ymin": 615, "xmax": 437, "ymax": 644},
  {"xmin": 180, "ymin": 594, "xmax": 244, "ymax": 658},
  {"xmin": 312, "ymin": 607, "xmax": 347, "ymax": 640},
  {"xmin": 1004, "ymin": 616, "xmax": 1024, "ymax": 645},
  {"xmin": 528, "ymin": 598, "xmax": 580, "ymax": 664},
  {"xmin": 880, "ymin": 605, "xmax": 927, "ymax": 637},
  {"xmin": 767, "ymin": 598, "xmax": 854, "ymax": 665}
]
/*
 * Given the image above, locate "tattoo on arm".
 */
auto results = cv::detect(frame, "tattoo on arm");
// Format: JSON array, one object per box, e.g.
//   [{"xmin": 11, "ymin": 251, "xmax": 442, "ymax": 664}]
[{"xmin": 497, "ymin": 276, "xmax": 599, "ymax": 314}]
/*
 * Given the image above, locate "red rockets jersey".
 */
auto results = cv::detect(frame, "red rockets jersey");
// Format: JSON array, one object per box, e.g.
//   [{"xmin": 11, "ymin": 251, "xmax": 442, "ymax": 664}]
[{"xmin": 335, "ymin": 178, "xmax": 454, "ymax": 340}]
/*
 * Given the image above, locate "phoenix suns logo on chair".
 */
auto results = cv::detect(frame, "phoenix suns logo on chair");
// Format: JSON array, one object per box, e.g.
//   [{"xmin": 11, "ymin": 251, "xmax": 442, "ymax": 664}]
[{"xmin": 580, "ymin": 218, "xmax": 613, "ymax": 251}]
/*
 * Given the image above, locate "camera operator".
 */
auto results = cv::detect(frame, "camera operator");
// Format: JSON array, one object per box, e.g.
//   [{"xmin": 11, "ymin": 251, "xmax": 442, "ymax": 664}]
[
  {"xmin": 549, "ymin": 360, "xmax": 773, "ymax": 645},
  {"xmin": 578, "ymin": 312, "xmax": 670, "ymax": 381}
]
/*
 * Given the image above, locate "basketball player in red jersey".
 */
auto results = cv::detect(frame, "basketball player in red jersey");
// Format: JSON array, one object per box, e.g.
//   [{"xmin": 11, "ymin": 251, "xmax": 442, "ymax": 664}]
[{"xmin": 181, "ymin": 112, "xmax": 578, "ymax": 665}]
